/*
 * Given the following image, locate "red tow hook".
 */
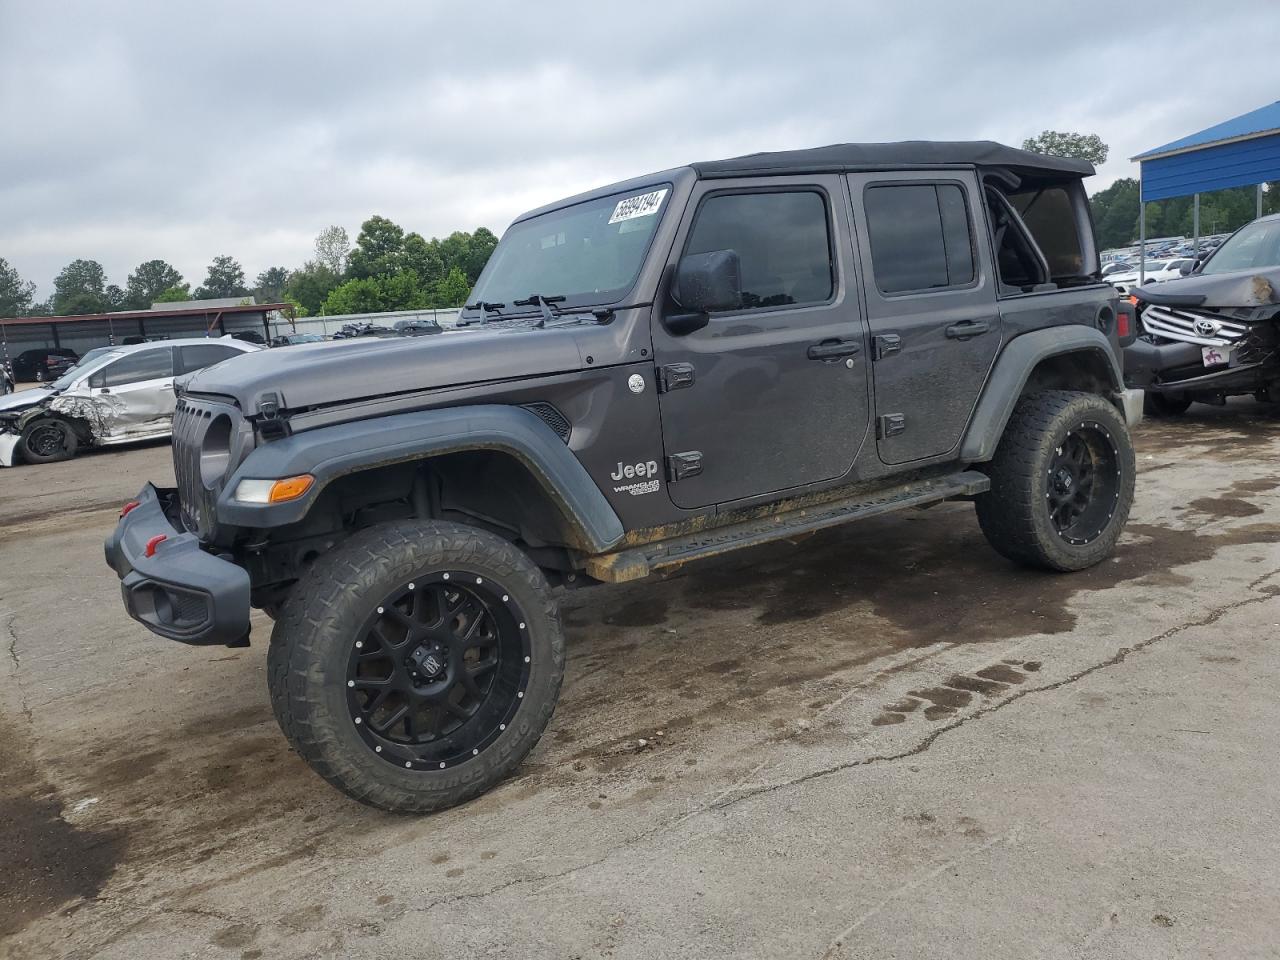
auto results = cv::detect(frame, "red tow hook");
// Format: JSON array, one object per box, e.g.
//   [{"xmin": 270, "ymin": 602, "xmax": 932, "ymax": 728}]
[
  {"xmin": 144, "ymin": 534, "xmax": 167, "ymax": 558},
  {"xmin": 120, "ymin": 500, "xmax": 140, "ymax": 518}
]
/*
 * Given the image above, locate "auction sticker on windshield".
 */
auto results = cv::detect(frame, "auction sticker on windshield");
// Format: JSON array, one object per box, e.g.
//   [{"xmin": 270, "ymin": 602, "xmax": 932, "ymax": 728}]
[{"xmin": 609, "ymin": 189, "xmax": 668, "ymax": 224}]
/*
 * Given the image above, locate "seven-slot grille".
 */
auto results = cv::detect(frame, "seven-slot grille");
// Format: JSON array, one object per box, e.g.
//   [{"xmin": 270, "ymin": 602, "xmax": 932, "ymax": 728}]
[
  {"xmin": 172, "ymin": 397, "xmax": 238, "ymax": 538},
  {"xmin": 1142, "ymin": 304, "xmax": 1249, "ymax": 347}
]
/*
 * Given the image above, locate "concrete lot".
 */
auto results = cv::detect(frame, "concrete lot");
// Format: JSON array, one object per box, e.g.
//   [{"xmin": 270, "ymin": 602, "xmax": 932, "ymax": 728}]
[{"xmin": 1, "ymin": 404, "xmax": 1277, "ymax": 960}]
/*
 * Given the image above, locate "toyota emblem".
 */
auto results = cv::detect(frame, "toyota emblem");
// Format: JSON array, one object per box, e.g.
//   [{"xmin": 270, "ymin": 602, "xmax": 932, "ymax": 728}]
[{"xmin": 1193, "ymin": 317, "xmax": 1220, "ymax": 337}]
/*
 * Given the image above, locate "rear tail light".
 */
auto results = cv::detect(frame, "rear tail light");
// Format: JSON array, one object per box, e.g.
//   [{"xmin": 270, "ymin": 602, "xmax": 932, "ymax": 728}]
[{"xmin": 1117, "ymin": 312, "xmax": 1131, "ymax": 339}]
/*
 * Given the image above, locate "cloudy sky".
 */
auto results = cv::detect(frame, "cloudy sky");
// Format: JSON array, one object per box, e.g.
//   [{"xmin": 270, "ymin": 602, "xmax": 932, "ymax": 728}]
[{"xmin": 2, "ymin": 0, "xmax": 1277, "ymax": 298}]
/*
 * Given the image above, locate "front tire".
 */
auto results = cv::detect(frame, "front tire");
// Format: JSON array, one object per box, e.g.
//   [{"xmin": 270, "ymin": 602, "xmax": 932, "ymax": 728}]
[
  {"xmin": 268, "ymin": 520, "xmax": 564, "ymax": 813},
  {"xmin": 20, "ymin": 417, "xmax": 78, "ymax": 463},
  {"xmin": 1145, "ymin": 392, "xmax": 1191, "ymax": 416},
  {"xmin": 976, "ymin": 390, "xmax": 1135, "ymax": 572}
]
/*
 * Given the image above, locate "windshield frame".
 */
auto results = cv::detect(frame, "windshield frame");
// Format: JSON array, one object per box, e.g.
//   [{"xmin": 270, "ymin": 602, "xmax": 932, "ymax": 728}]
[
  {"xmin": 1199, "ymin": 217, "xmax": 1280, "ymax": 275},
  {"xmin": 463, "ymin": 181, "xmax": 675, "ymax": 320}
]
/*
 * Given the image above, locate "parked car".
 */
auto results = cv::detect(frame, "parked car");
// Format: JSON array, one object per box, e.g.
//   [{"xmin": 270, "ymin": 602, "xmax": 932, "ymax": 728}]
[
  {"xmin": 271, "ymin": 333, "xmax": 326, "ymax": 347},
  {"xmin": 106, "ymin": 139, "xmax": 1140, "ymax": 813},
  {"xmin": 230, "ymin": 330, "xmax": 267, "ymax": 345},
  {"xmin": 394, "ymin": 318, "xmax": 444, "ymax": 336},
  {"xmin": 1125, "ymin": 212, "xmax": 1280, "ymax": 414},
  {"xmin": 1101, "ymin": 260, "xmax": 1133, "ymax": 277},
  {"xmin": 332, "ymin": 322, "xmax": 395, "ymax": 339},
  {"xmin": 1108, "ymin": 260, "xmax": 1173, "ymax": 296},
  {"xmin": 0, "ymin": 336, "xmax": 261, "ymax": 465},
  {"xmin": 11, "ymin": 348, "xmax": 79, "ymax": 383}
]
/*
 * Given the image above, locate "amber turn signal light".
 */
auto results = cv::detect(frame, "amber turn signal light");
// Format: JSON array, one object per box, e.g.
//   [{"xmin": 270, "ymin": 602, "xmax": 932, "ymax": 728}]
[{"xmin": 233, "ymin": 474, "xmax": 315, "ymax": 504}]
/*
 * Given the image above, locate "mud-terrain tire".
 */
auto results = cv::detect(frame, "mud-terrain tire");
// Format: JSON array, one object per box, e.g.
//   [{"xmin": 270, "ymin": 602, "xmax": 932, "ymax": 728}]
[
  {"xmin": 1144, "ymin": 392, "xmax": 1191, "ymax": 416},
  {"xmin": 20, "ymin": 417, "xmax": 78, "ymax": 463},
  {"xmin": 976, "ymin": 390, "xmax": 1134, "ymax": 572},
  {"xmin": 268, "ymin": 520, "xmax": 564, "ymax": 813}
]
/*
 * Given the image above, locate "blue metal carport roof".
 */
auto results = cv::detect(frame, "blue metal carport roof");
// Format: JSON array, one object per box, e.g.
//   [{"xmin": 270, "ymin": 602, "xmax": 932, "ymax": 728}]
[{"xmin": 1132, "ymin": 100, "xmax": 1280, "ymax": 202}]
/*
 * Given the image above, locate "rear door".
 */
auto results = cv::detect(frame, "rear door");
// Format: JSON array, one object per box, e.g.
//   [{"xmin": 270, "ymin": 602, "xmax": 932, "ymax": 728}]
[
  {"xmin": 178, "ymin": 342, "xmax": 244, "ymax": 374},
  {"xmin": 847, "ymin": 171, "xmax": 1000, "ymax": 464},
  {"xmin": 87, "ymin": 346, "xmax": 176, "ymax": 438},
  {"xmin": 652, "ymin": 176, "xmax": 872, "ymax": 508}
]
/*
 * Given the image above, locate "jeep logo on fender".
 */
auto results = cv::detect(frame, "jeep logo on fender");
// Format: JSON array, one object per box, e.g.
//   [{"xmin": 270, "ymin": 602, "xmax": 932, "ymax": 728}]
[
  {"xmin": 610, "ymin": 460, "xmax": 660, "ymax": 497},
  {"xmin": 611, "ymin": 460, "xmax": 658, "ymax": 481}
]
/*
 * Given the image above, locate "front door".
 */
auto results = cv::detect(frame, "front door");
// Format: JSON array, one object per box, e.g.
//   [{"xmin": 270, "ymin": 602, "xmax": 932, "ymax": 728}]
[
  {"xmin": 86, "ymin": 346, "xmax": 176, "ymax": 439},
  {"xmin": 848, "ymin": 171, "xmax": 1001, "ymax": 464},
  {"xmin": 652, "ymin": 176, "xmax": 872, "ymax": 509}
]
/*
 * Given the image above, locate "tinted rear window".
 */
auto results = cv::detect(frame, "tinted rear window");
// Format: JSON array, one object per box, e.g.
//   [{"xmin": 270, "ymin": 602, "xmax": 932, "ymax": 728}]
[{"xmin": 864, "ymin": 183, "xmax": 975, "ymax": 294}]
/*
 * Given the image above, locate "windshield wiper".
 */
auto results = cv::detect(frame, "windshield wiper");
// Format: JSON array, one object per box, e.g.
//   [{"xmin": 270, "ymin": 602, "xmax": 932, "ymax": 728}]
[
  {"xmin": 461, "ymin": 301, "xmax": 506, "ymax": 325},
  {"xmin": 512, "ymin": 293, "xmax": 566, "ymax": 325}
]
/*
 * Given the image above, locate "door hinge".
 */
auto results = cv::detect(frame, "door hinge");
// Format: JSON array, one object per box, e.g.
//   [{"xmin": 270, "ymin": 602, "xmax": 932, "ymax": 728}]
[
  {"xmin": 657, "ymin": 362, "xmax": 696, "ymax": 393},
  {"xmin": 873, "ymin": 334, "xmax": 902, "ymax": 360},
  {"xmin": 877, "ymin": 413, "xmax": 907, "ymax": 439},
  {"xmin": 666, "ymin": 451, "xmax": 703, "ymax": 482}
]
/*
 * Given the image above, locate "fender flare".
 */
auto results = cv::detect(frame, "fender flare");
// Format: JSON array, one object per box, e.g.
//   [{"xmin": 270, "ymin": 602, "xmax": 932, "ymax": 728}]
[
  {"xmin": 959, "ymin": 326, "xmax": 1122, "ymax": 463},
  {"xmin": 217, "ymin": 404, "xmax": 625, "ymax": 553}
]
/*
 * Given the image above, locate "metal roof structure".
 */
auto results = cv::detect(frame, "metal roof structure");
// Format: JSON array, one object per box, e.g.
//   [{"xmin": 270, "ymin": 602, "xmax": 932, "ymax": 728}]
[
  {"xmin": 0, "ymin": 301, "xmax": 292, "ymax": 328},
  {"xmin": 1132, "ymin": 100, "xmax": 1280, "ymax": 202}
]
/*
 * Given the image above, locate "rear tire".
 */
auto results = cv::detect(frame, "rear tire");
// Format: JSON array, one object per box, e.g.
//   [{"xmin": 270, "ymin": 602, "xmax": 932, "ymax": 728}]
[
  {"xmin": 976, "ymin": 390, "xmax": 1134, "ymax": 572},
  {"xmin": 20, "ymin": 417, "xmax": 78, "ymax": 463},
  {"xmin": 268, "ymin": 520, "xmax": 564, "ymax": 813}
]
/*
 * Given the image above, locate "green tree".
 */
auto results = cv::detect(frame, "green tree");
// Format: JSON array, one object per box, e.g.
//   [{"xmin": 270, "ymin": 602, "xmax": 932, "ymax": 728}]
[
  {"xmin": 285, "ymin": 262, "xmax": 341, "ymax": 315},
  {"xmin": 125, "ymin": 259, "xmax": 184, "ymax": 309},
  {"xmin": 1021, "ymin": 130, "xmax": 1109, "ymax": 166},
  {"xmin": 254, "ymin": 266, "xmax": 290, "ymax": 302},
  {"xmin": 154, "ymin": 284, "xmax": 192, "ymax": 302},
  {"xmin": 53, "ymin": 258, "xmax": 109, "ymax": 314},
  {"xmin": 322, "ymin": 270, "xmax": 427, "ymax": 315},
  {"xmin": 431, "ymin": 265, "xmax": 471, "ymax": 307},
  {"xmin": 0, "ymin": 257, "xmax": 36, "ymax": 317},
  {"xmin": 105, "ymin": 284, "xmax": 127, "ymax": 310},
  {"xmin": 347, "ymin": 215, "xmax": 406, "ymax": 279},
  {"xmin": 314, "ymin": 225, "xmax": 351, "ymax": 275},
  {"xmin": 1089, "ymin": 178, "xmax": 1141, "ymax": 249},
  {"xmin": 464, "ymin": 227, "xmax": 499, "ymax": 282},
  {"xmin": 403, "ymin": 232, "xmax": 444, "ymax": 286},
  {"xmin": 194, "ymin": 255, "xmax": 248, "ymax": 300}
]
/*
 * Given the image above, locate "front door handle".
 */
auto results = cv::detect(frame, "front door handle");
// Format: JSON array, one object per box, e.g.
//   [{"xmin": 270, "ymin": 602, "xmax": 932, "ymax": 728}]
[
  {"xmin": 945, "ymin": 320, "xmax": 990, "ymax": 340},
  {"xmin": 807, "ymin": 338, "xmax": 861, "ymax": 361}
]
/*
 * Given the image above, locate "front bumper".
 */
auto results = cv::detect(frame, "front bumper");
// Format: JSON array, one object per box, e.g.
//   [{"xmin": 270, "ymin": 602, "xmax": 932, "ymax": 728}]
[
  {"xmin": 104, "ymin": 484, "xmax": 251, "ymax": 646},
  {"xmin": 1123, "ymin": 338, "xmax": 1267, "ymax": 394}
]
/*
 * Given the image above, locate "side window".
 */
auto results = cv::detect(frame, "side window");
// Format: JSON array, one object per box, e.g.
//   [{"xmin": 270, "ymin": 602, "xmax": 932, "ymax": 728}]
[
  {"xmin": 864, "ymin": 183, "xmax": 975, "ymax": 294},
  {"xmin": 92, "ymin": 348, "xmax": 174, "ymax": 387},
  {"xmin": 684, "ymin": 191, "xmax": 833, "ymax": 310},
  {"xmin": 1009, "ymin": 186, "xmax": 1084, "ymax": 279},
  {"xmin": 180, "ymin": 344, "xmax": 240, "ymax": 373}
]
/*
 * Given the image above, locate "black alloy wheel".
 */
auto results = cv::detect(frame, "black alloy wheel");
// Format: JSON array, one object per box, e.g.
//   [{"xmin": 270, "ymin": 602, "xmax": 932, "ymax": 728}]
[
  {"xmin": 347, "ymin": 573, "xmax": 530, "ymax": 770},
  {"xmin": 1045, "ymin": 421, "xmax": 1121, "ymax": 546}
]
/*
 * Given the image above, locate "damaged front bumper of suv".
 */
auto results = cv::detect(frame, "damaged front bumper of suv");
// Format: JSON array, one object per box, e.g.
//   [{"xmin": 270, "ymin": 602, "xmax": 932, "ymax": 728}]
[
  {"xmin": 1124, "ymin": 298, "xmax": 1279, "ymax": 401},
  {"xmin": 104, "ymin": 484, "xmax": 252, "ymax": 646}
]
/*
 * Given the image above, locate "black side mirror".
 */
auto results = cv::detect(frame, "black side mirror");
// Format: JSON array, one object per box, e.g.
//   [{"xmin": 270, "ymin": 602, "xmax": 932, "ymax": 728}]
[{"xmin": 666, "ymin": 249, "xmax": 741, "ymax": 335}]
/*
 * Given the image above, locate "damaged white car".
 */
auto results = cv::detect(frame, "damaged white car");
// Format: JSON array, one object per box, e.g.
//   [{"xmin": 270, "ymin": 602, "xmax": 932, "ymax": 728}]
[{"xmin": 0, "ymin": 337, "xmax": 261, "ymax": 466}]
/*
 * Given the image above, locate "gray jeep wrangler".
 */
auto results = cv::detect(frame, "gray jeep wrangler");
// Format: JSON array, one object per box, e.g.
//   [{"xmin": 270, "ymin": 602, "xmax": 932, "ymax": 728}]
[{"xmin": 107, "ymin": 141, "xmax": 1143, "ymax": 812}]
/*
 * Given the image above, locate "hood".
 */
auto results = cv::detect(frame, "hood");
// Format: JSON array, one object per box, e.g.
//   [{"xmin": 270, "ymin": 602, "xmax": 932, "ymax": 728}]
[
  {"xmin": 183, "ymin": 319, "xmax": 620, "ymax": 414},
  {"xmin": 0, "ymin": 388, "xmax": 50, "ymax": 417},
  {"xmin": 1134, "ymin": 266, "xmax": 1280, "ymax": 310}
]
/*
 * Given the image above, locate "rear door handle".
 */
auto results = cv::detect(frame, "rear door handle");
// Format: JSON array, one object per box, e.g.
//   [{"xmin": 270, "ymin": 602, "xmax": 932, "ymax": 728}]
[
  {"xmin": 807, "ymin": 338, "xmax": 862, "ymax": 361},
  {"xmin": 945, "ymin": 321, "xmax": 990, "ymax": 340}
]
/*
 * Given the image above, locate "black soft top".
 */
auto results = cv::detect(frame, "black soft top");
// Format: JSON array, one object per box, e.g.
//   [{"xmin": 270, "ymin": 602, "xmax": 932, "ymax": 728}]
[{"xmin": 692, "ymin": 141, "xmax": 1093, "ymax": 181}]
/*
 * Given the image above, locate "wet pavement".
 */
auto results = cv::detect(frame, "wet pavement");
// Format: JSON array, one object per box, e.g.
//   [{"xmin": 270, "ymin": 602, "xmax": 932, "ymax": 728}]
[{"xmin": 1, "ymin": 402, "xmax": 1277, "ymax": 959}]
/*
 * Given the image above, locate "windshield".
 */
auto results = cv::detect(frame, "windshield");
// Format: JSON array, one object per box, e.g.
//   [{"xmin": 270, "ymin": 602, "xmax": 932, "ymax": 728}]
[
  {"xmin": 467, "ymin": 185, "xmax": 671, "ymax": 314},
  {"xmin": 48, "ymin": 350, "xmax": 121, "ymax": 390},
  {"xmin": 1201, "ymin": 218, "xmax": 1280, "ymax": 275}
]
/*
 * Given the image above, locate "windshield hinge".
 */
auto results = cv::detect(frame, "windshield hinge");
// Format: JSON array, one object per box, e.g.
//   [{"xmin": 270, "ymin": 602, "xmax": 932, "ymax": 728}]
[{"xmin": 657, "ymin": 362, "xmax": 695, "ymax": 393}]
